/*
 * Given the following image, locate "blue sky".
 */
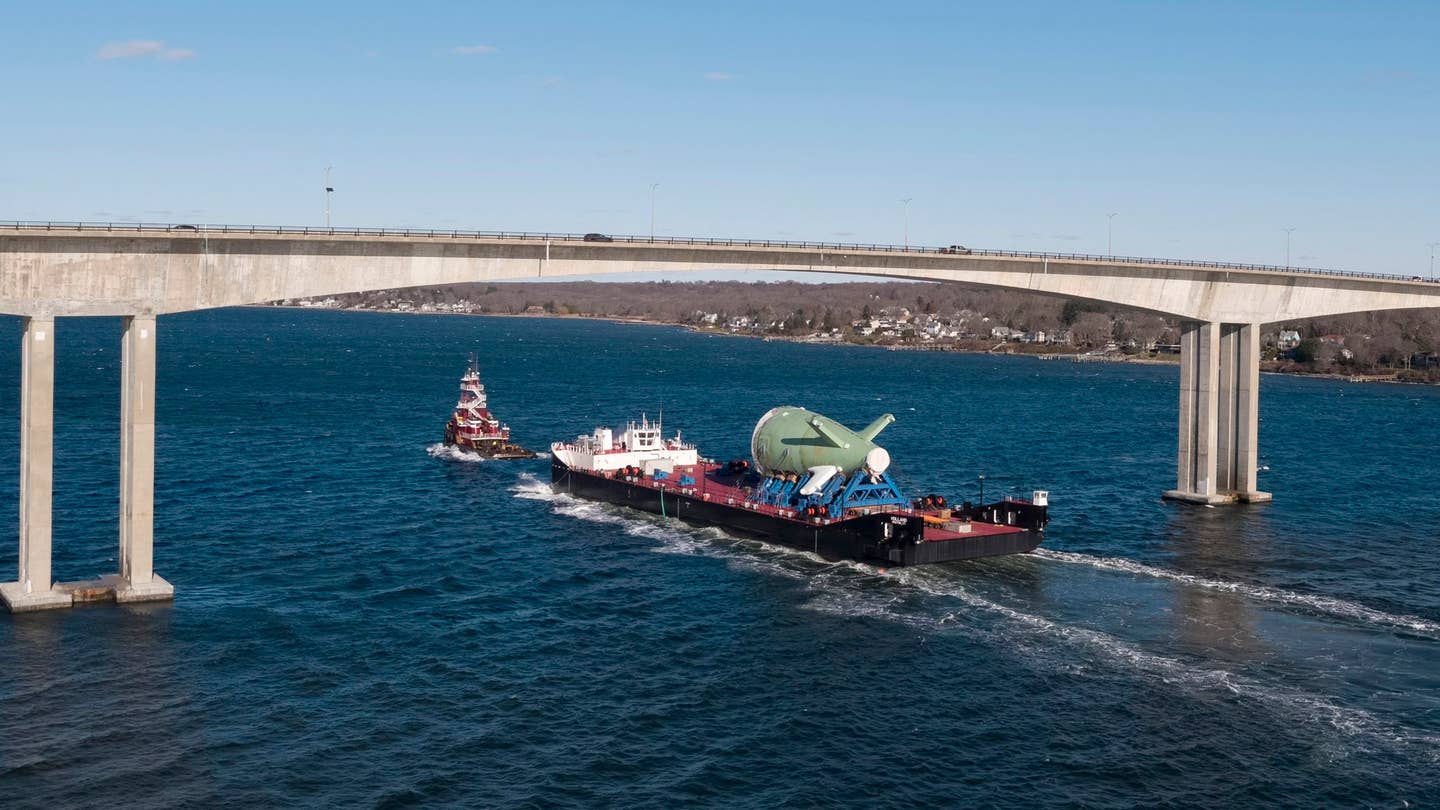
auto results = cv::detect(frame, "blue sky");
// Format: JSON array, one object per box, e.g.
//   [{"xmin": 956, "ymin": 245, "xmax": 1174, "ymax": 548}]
[{"xmin": 1, "ymin": 0, "xmax": 1437, "ymax": 275}]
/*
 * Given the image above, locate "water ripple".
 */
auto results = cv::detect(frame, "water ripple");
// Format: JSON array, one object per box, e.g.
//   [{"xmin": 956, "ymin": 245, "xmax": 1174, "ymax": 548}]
[{"xmin": 1036, "ymin": 548, "xmax": 1440, "ymax": 637}]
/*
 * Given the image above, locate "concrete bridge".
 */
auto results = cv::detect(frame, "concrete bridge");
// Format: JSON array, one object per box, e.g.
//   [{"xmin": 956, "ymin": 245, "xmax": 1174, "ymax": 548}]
[{"xmin": 4, "ymin": 221, "xmax": 1439, "ymax": 612}]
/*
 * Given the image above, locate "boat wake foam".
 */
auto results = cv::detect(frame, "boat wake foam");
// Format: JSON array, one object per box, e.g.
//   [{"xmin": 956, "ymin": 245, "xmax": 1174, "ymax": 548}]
[
  {"xmin": 1035, "ymin": 548, "xmax": 1440, "ymax": 637},
  {"xmin": 510, "ymin": 473, "xmax": 553, "ymax": 500},
  {"xmin": 881, "ymin": 566, "xmax": 1440, "ymax": 760},
  {"xmin": 508, "ymin": 473, "xmax": 1440, "ymax": 759},
  {"xmin": 426, "ymin": 443, "xmax": 487, "ymax": 463},
  {"xmin": 511, "ymin": 474, "xmax": 826, "ymax": 572}
]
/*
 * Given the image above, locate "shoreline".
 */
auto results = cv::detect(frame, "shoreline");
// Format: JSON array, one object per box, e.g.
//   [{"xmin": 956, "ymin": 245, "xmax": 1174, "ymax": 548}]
[{"xmin": 252, "ymin": 305, "xmax": 1434, "ymax": 387}]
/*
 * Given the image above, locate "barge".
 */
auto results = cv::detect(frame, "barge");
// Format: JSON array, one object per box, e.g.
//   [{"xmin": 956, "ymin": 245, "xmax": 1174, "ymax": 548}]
[{"xmin": 550, "ymin": 409, "xmax": 1048, "ymax": 566}]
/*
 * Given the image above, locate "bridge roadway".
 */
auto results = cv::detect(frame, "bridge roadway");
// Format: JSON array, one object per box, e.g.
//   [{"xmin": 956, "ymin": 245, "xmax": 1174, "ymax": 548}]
[{"xmin": 4, "ymin": 221, "xmax": 1440, "ymax": 612}]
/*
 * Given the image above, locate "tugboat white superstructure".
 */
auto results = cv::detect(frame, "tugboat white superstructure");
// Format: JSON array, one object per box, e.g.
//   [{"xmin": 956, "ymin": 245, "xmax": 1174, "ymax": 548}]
[
  {"xmin": 443, "ymin": 357, "xmax": 537, "ymax": 459},
  {"xmin": 550, "ymin": 408, "xmax": 1049, "ymax": 566}
]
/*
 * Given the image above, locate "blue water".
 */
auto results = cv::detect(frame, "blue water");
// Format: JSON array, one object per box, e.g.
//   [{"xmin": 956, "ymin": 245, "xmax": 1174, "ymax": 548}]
[{"xmin": 1, "ymin": 308, "xmax": 1438, "ymax": 807}]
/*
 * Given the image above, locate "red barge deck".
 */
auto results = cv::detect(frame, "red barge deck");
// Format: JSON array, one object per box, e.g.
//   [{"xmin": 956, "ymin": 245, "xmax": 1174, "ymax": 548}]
[{"xmin": 552, "ymin": 457, "xmax": 1047, "ymax": 566}]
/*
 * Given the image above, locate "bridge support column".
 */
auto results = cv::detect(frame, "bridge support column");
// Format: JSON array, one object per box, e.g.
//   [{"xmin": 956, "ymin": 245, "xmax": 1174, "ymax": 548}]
[
  {"xmin": 107, "ymin": 315, "xmax": 173, "ymax": 603},
  {"xmin": 1166, "ymin": 321, "xmax": 1223, "ymax": 503},
  {"xmin": 1217, "ymin": 323, "xmax": 1271, "ymax": 503},
  {"xmin": 1164, "ymin": 321, "xmax": 1270, "ymax": 505},
  {"xmin": 1, "ymin": 317, "xmax": 73, "ymax": 612}
]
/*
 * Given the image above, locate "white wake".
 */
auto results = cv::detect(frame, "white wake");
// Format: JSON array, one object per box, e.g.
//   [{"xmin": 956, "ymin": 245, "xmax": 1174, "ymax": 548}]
[
  {"xmin": 509, "ymin": 472, "xmax": 1440, "ymax": 759},
  {"xmin": 1035, "ymin": 548, "xmax": 1440, "ymax": 637},
  {"xmin": 426, "ymin": 443, "xmax": 487, "ymax": 463}
]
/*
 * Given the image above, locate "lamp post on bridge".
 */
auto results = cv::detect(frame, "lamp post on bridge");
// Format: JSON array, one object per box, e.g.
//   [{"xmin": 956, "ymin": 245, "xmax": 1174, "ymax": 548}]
[
  {"xmin": 1283, "ymin": 227, "xmax": 1296, "ymax": 268},
  {"xmin": 1429, "ymin": 242, "xmax": 1438, "ymax": 280},
  {"xmin": 901, "ymin": 198, "xmax": 913, "ymax": 249},
  {"xmin": 324, "ymin": 166, "xmax": 334, "ymax": 228},
  {"xmin": 649, "ymin": 183, "xmax": 659, "ymax": 241},
  {"xmin": 1107, "ymin": 212, "xmax": 1118, "ymax": 256}
]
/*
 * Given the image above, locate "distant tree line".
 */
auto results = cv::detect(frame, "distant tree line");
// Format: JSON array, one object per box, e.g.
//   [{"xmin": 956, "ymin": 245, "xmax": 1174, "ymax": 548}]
[{"xmin": 290, "ymin": 280, "xmax": 1440, "ymax": 382}]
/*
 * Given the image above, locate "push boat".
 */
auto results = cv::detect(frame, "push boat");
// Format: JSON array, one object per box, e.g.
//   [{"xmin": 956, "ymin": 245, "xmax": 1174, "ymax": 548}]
[
  {"xmin": 442, "ymin": 358, "xmax": 537, "ymax": 459},
  {"xmin": 550, "ymin": 408, "xmax": 1048, "ymax": 566}
]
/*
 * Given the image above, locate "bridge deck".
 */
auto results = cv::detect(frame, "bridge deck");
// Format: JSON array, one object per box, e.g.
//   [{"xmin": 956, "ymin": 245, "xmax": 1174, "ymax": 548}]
[{"xmin": 5, "ymin": 219, "xmax": 1435, "ymax": 285}]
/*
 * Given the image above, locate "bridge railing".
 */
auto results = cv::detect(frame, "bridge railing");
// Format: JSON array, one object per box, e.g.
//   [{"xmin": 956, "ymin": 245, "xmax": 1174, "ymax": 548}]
[{"xmin": 2, "ymin": 219, "xmax": 1433, "ymax": 285}]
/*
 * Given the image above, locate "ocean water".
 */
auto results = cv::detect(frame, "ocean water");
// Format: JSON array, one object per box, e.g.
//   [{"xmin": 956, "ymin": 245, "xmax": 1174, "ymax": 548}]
[{"xmin": 1, "ymin": 308, "xmax": 1437, "ymax": 808}]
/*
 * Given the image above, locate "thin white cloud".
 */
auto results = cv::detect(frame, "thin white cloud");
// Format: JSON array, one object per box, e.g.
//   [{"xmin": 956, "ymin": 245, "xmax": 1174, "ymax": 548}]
[
  {"xmin": 703, "ymin": 71, "xmax": 732, "ymax": 81},
  {"xmin": 97, "ymin": 40, "xmax": 196, "ymax": 61},
  {"xmin": 452, "ymin": 45, "xmax": 497, "ymax": 55},
  {"xmin": 98, "ymin": 40, "xmax": 162, "ymax": 59}
]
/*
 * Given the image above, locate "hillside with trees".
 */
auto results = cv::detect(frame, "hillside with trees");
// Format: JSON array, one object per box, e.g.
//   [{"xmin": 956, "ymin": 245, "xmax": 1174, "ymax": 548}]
[{"xmin": 274, "ymin": 280, "xmax": 1440, "ymax": 383}]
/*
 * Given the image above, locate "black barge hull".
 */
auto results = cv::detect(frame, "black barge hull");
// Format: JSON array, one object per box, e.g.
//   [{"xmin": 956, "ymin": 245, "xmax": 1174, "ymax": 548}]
[{"xmin": 551, "ymin": 460, "xmax": 1043, "ymax": 566}]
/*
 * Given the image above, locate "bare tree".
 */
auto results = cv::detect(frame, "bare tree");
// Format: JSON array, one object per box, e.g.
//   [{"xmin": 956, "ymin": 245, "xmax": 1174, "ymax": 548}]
[{"xmin": 1071, "ymin": 312, "xmax": 1115, "ymax": 347}]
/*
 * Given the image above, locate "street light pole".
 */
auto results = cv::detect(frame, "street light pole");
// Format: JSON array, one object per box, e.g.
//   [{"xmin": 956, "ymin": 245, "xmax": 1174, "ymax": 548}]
[
  {"xmin": 1429, "ymin": 242, "xmax": 1439, "ymax": 280},
  {"xmin": 649, "ymin": 183, "xmax": 659, "ymax": 241},
  {"xmin": 1107, "ymin": 212, "xmax": 1118, "ymax": 256},
  {"xmin": 901, "ymin": 198, "xmax": 913, "ymax": 248},
  {"xmin": 324, "ymin": 165, "xmax": 334, "ymax": 228},
  {"xmin": 1283, "ymin": 228, "xmax": 1296, "ymax": 268}
]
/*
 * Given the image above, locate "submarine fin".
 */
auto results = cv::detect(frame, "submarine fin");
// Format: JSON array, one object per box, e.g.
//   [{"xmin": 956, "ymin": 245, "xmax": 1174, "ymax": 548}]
[
  {"xmin": 858, "ymin": 414, "xmax": 895, "ymax": 441},
  {"xmin": 808, "ymin": 417, "xmax": 851, "ymax": 449}
]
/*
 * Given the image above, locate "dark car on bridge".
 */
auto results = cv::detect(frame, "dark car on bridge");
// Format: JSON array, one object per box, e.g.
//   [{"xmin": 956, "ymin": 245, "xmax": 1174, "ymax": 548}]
[{"xmin": 583, "ymin": 233, "xmax": 614, "ymax": 242}]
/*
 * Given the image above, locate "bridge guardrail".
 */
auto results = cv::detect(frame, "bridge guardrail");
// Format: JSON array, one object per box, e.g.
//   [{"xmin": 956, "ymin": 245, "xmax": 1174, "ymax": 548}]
[{"xmin": 2, "ymin": 219, "xmax": 1433, "ymax": 285}]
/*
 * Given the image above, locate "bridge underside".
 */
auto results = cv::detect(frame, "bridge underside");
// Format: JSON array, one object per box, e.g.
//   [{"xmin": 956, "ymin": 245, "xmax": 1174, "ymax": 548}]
[{"xmin": 4, "ymin": 230, "xmax": 1440, "ymax": 323}]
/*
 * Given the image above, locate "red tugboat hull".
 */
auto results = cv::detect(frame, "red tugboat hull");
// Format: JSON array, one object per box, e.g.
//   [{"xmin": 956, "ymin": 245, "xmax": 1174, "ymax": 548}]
[{"xmin": 444, "ymin": 421, "xmax": 538, "ymax": 459}]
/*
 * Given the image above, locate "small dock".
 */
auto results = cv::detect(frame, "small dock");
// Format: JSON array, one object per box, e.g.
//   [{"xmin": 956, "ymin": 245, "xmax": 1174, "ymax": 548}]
[{"xmin": 1038, "ymin": 352, "xmax": 1123, "ymax": 362}]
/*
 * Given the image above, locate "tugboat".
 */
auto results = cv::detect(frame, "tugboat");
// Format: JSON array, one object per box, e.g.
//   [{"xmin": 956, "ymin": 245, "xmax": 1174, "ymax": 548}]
[
  {"xmin": 442, "ymin": 357, "xmax": 537, "ymax": 459},
  {"xmin": 550, "ymin": 407, "xmax": 1048, "ymax": 566}
]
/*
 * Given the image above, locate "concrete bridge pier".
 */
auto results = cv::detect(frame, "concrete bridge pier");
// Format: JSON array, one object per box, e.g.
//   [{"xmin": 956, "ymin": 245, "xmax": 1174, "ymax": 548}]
[
  {"xmin": 1, "ymin": 315, "xmax": 174, "ymax": 614},
  {"xmin": 0, "ymin": 316, "xmax": 73, "ymax": 611},
  {"xmin": 106, "ymin": 315, "xmax": 174, "ymax": 603},
  {"xmin": 1164, "ymin": 321, "xmax": 1272, "ymax": 505}
]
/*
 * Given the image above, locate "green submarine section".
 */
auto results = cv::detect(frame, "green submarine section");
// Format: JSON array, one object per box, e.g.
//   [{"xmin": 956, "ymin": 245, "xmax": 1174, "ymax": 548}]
[{"xmin": 746, "ymin": 407, "xmax": 913, "ymax": 516}]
